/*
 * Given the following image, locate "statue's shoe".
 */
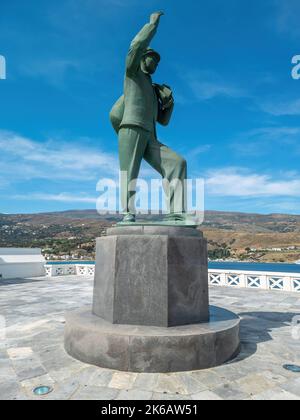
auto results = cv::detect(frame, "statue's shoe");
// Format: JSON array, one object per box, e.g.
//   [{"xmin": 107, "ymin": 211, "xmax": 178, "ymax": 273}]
[
  {"xmin": 121, "ymin": 213, "xmax": 136, "ymax": 223},
  {"xmin": 163, "ymin": 213, "xmax": 198, "ymax": 226},
  {"xmin": 163, "ymin": 213, "xmax": 187, "ymax": 222}
]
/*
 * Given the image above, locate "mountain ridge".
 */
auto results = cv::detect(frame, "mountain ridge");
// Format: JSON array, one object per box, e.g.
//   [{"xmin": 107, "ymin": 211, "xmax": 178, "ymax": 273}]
[{"xmin": 1, "ymin": 209, "xmax": 300, "ymax": 262}]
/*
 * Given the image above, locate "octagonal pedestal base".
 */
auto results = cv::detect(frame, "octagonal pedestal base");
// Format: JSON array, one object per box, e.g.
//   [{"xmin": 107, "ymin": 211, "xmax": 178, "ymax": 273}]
[{"xmin": 64, "ymin": 306, "xmax": 240, "ymax": 373}]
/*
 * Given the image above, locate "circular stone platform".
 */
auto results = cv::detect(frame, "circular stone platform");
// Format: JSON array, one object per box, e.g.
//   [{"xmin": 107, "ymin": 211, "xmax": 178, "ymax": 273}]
[{"xmin": 64, "ymin": 306, "xmax": 240, "ymax": 373}]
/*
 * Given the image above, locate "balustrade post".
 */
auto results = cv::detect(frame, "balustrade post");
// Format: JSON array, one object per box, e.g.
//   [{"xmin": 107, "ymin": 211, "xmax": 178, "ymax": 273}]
[
  {"xmin": 220, "ymin": 272, "xmax": 227, "ymax": 286},
  {"xmin": 239, "ymin": 273, "xmax": 246, "ymax": 288},
  {"xmin": 283, "ymin": 276, "xmax": 292, "ymax": 292},
  {"xmin": 260, "ymin": 274, "xmax": 268, "ymax": 290}
]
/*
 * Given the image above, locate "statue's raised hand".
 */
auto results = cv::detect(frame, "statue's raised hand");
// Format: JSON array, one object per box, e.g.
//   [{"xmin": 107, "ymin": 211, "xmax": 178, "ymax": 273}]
[{"xmin": 150, "ymin": 11, "xmax": 164, "ymax": 25}]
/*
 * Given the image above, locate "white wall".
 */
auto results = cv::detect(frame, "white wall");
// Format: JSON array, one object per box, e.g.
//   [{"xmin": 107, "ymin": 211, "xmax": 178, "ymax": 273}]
[{"xmin": 0, "ymin": 248, "xmax": 46, "ymax": 279}]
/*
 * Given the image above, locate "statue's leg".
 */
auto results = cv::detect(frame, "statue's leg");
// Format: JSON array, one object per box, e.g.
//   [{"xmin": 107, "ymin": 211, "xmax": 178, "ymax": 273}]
[
  {"xmin": 143, "ymin": 134, "xmax": 187, "ymax": 215},
  {"xmin": 118, "ymin": 126, "xmax": 149, "ymax": 215}
]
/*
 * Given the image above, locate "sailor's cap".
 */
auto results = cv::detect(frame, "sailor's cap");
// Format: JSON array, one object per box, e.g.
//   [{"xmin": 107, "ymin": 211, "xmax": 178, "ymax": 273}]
[{"xmin": 143, "ymin": 48, "xmax": 161, "ymax": 62}]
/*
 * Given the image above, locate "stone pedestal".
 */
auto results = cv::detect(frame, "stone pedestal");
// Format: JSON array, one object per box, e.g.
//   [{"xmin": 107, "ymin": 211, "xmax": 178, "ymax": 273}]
[
  {"xmin": 64, "ymin": 225, "xmax": 240, "ymax": 373},
  {"xmin": 64, "ymin": 306, "xmax": 240, "ymax": 373},
  {"xmin": 93, "ymin": 226, "xmax": 209, "ymax": 327}
]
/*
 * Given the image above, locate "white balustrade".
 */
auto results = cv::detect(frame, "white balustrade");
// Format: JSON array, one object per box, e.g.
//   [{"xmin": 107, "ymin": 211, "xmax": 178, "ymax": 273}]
[
  {"xmin": 45, "ymin": 264, "xmax": 95, "ymax": 278},
  {"xmin": 209, "ymin": 269, "xmax": 300, "ymax": 293},
  {"xmin": 44, "ymin": 264, "xmax": 300, "ymax": 293}
]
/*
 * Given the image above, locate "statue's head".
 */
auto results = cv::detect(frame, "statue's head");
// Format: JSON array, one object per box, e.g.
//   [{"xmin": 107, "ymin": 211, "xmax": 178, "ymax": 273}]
[{"xmin": 141, "ymin": 48, "xmax": 160, "ymax": 75}]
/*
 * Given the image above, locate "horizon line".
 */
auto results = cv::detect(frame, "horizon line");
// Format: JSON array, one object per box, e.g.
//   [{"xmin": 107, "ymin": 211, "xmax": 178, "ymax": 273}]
[{"xmin": 1, "ymin": 208, "xmax": 299, "ymax": 217}]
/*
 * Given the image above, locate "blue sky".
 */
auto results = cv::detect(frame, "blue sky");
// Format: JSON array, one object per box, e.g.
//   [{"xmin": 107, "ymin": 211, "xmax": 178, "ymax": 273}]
[{"xmin": 0, "ymin": 0, "xmax": 300, "ymax": 215}]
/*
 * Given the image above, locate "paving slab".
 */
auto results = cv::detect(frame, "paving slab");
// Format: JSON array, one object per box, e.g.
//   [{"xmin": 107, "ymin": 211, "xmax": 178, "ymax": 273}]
[{"xmin": 0, "ymin": 275, "xmax": 299, "ymax": 400}]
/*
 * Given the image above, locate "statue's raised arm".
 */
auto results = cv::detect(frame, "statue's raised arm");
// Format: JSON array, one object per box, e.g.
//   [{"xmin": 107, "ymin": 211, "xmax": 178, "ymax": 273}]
[{"xmin": 126, "ymin": 12, "xmax": 164, "ymax": 75}]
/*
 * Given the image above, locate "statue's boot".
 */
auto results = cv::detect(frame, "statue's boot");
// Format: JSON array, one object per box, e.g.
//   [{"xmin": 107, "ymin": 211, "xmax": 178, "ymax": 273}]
[
  {"xmin": 163, "ymin": 212, "xmax": 187, "ymax": 222},
  {"xmin": 122, "ymin": 213, "xmax": 136, "ymax": 223},
  {"xmin": 163, "ymin": 213, "xmax": 198, "ymax": 226}
]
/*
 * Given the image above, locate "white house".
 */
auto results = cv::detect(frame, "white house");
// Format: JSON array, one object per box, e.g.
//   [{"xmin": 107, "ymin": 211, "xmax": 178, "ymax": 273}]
[{"xmin": 0, "ymin": 248, "xmax": 46, "ymax": 280}]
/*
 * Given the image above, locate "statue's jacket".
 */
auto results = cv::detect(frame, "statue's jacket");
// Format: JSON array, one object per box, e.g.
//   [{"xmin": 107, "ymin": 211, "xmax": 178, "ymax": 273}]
[{"xmin": 110, "ymin": 22, "xmax": 174, "ymax": 135}]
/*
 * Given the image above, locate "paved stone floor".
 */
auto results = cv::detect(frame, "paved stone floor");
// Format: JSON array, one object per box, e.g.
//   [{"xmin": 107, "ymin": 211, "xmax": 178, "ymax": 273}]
[{"xmin": 0, "ymin": 275, "xmax": 300, "ymax": 400}]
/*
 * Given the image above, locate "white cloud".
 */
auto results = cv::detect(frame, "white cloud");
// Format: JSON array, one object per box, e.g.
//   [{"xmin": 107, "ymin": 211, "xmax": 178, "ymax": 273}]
[
  {"xmin": 191, "ymin": 82, "xmax": 245, "ymax": 101},
  {"xmin": 13, "ymin": 193, "xmax": 97, "ymax": 203},
  {"xmin": 206, "ymin": 168, "xmax": 300, "ymax": 198},
  {"xmin": 0, "ymin": 130, "xmax": 118, "ymax": 183},
  {"xmin": 260, "ymin": 98, "xmax": 300, "ymax": 116},
  {"xmin": 20, "ymin": 59, "xmax": 82, "ymax": 87},
  {"xmin": 188, "ymin": 145, "xmax": 211, "ymax": 158},
  {"xmin": 185, "ymin": 71, "xmax": 247, "ymax": 101},
  {"xmin": 231, "ymin": 126, "xmax": 300, "ymax": 156}
]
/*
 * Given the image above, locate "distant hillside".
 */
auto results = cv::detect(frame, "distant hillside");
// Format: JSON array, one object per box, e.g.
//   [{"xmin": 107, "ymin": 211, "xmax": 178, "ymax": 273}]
[
  {"xmin": 2, "ymin": 209, "xmax": 300, "ymax": 230},
  {"xmin": 203, "ymin": 211, "xmax": 300, "ymax": 233},
  {"xmin": 1, "ymin": 210, "xmax": 300, "ymax": 262}
]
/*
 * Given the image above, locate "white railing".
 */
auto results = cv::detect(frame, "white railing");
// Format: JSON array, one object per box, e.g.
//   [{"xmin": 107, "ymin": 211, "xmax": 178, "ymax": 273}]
[
  {"xmin": 45, "ymin": 264, "xmax": 95, "ymax": 278},
  {"xmin": 209, "ymin": 269, "xmax": 300, "ymax": 293},
  {"xmin": 45, "ymin": 264, "xmax": 300, "ymax": 293}
]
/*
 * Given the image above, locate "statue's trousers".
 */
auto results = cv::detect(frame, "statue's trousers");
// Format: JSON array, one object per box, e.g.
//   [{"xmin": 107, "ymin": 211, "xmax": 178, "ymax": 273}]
[{"xmin": 118, "ymin": 126, "xmax": 187, "ymax": 214}]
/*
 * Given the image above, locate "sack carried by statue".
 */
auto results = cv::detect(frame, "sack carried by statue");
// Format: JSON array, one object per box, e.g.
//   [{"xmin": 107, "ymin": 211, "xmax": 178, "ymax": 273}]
[
  {"xmin": 109, "ymin": 95, "xmax": 125, "ymax": 134},
  {"xmin": 153, "ymin": 83, "xmax": 174, "ymax": 110},
  {"xmin": 109, "ymin": 84, "xmax": 173, "ymax": 133}
]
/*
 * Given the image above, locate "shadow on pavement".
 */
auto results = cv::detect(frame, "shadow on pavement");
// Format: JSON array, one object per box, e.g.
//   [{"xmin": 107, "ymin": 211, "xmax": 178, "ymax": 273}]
[
  {"xmin": 228, "ymin": 311, "xmax": 300, "ymax": 365},
  {"xmin": 0, "ymin": 277, "xmax": 45, "ymax": 287}
]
